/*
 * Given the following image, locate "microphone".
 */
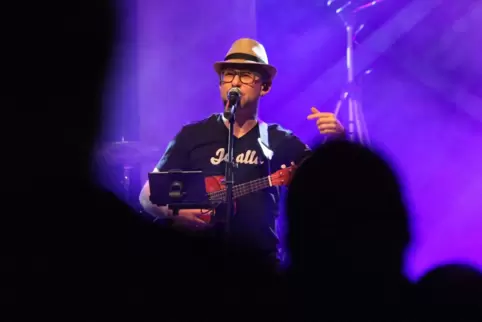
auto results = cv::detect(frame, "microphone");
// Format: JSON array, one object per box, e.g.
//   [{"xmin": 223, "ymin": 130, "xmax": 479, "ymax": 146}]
[
  {"xmin": 227, "ymin": 87, "xmax": 241, "ymax": 104},
  {"xmin": 224, "ymin": 88, "xmax": 241, "ymax": 120}
]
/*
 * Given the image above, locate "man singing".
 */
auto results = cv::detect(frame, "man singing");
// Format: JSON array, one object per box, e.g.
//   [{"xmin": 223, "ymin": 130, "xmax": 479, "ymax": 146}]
[{"xmin": 139, "ymin": 38, "xmax": 345, "ymax": 258}]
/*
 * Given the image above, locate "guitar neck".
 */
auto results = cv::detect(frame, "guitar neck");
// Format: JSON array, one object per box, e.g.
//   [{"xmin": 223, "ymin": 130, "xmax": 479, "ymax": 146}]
[{"xmin": 208, "ymin": 175, "xmax": 273, "ymax": 202}]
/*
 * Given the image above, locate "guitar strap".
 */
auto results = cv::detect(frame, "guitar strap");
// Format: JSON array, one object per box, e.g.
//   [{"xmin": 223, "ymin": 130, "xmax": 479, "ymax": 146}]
[
  {"xmin": 258, "ymin": 120, "xmax": 281, "ymax": 205},
  {"xmin": 258, "ymin": 120, "xmax": 283, "ymax": 253},
  {"xmin": 257, "ymin": 120, "xmax": 273, "ymax": 164}
]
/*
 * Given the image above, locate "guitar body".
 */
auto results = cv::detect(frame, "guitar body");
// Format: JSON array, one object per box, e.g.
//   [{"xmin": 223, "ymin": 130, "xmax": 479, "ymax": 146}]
[
  {"xmin": 200, "ymin": 175, "xmax": 236, "ymax": 223},
  {"xmin": 197, "ymin": 164, "xmax": 297, "ymax": 224},
  {"xmin": 204, "ymin": 175, "xmax": 225, "ymax": 194}
]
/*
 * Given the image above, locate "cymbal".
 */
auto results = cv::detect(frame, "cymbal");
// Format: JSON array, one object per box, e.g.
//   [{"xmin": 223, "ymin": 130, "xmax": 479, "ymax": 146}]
[{"xmin": 96, "ymin": 140, "xmax": 162, "ymax": 165}]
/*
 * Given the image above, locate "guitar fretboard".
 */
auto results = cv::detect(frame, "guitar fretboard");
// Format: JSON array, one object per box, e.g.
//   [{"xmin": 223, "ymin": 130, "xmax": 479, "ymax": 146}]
[{"xmin": 208, "ymin": 176, "xmax": 272, "ymax": 202}]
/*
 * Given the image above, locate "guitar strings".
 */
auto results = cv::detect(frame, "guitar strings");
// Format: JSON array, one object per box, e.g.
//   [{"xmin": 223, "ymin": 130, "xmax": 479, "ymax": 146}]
[
  {"xmin": 208, "ymin": 177, "xmax": 268, "ymax": 199},
  {"xmin": 208, "ymin": 176, "xmax": 271, "ymax": 202}
]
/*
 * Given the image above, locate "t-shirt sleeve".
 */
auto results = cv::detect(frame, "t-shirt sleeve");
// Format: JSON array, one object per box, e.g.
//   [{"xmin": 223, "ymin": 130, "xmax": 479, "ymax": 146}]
[
  {"xmin": 274, "ymin": 133, "xmax": 312, "ymax": 167},
  {"xmin": 155, "ymin": 129, "xmax": 190, "ymax": 171}
]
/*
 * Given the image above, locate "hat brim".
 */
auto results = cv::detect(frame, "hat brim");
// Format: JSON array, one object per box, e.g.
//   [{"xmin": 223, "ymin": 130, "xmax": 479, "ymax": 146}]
[{"xmin": 214, "ymin": 60, "xmax": 277, "ymax": 80}]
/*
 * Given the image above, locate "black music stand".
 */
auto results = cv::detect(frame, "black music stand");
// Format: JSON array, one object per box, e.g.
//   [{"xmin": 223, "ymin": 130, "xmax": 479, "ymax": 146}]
[{"xmin": 148, "ymin": 170, "xmax": 214, "ymax": 216}]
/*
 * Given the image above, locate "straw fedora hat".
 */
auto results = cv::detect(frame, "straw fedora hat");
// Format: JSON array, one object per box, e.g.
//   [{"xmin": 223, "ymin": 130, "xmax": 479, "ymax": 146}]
[{"xmin": 213, "ymin": 38, "xmax": 277, "ymax": 81}]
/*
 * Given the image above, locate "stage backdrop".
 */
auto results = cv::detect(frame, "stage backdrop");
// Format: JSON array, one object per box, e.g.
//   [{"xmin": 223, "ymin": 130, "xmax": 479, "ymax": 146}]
[{"xmin": 104, "ymin": 0, "xmax": 482, "ymax": 280}]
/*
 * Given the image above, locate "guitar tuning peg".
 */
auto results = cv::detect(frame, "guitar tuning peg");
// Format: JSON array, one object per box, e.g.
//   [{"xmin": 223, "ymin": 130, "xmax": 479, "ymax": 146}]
[
  {"xmin": 291, "ymin": 161, "xmax": 295, "ymax": 165},
  {"xmin": 281, "ymin": 164, "xmax": 286, "ymax": 169}
]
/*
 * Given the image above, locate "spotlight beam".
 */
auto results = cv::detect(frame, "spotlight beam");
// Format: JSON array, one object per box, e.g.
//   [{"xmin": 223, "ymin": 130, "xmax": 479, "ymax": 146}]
[{"xmin": 283, "ymin": 0, "xmax": 444, "ymax": 112}]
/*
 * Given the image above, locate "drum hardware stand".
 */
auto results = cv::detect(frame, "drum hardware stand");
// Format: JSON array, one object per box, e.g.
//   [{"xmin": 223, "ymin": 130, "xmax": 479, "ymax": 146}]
[
  {"xmin": 111, "ymin": 137, "xmax": 135, "ymax": 206},
  {"xmin": 333, "ymin": 19, "xmax": 370, "ymax": 145},
  {"xmin": 328, "ymin": 0, "xmax": 385, "ymax": 145},
  {"xmin": 121, "ymin": 164, "xmax": 134, "ymax": 204},
  {"xmin": 98, "ymin": 137, "xmax": 160, "ymax": 210}
]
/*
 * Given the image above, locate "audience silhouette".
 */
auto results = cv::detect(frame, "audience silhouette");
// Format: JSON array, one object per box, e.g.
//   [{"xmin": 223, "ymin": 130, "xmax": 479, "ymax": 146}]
[
  {"xmin": 285, "ymin": 140, "xmax": 414, "ymax": 321},
  {"xmin": 416, "ymin": 263, "xmax": 482, "ymax": 321}
]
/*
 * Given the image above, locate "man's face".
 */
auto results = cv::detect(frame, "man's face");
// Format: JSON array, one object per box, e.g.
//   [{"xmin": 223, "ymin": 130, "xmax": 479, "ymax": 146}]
[{"xmin": 219, "ymin": 67, "xmax": 270, "ymax": 113}]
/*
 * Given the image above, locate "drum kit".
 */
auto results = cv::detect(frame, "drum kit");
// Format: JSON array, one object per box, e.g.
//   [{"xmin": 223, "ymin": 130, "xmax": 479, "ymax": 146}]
[{"xmin": 95, "ymin": 137, "xmax": 161, "ymax": 208}]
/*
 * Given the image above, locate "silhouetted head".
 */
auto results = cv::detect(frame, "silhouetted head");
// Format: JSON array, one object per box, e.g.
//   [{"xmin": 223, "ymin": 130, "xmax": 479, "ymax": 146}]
[
  {"xmin": 286, "ymin": 140, "xmax": 410, "ymax": 276},
  {"xmin": 416, "ymin": 263, "xmax": 482, "ymax": 321}
]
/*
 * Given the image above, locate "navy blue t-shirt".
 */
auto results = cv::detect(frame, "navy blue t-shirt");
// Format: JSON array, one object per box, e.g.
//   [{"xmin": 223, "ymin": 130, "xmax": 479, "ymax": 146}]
[{"xmin": 156, "ymin": 113, "xmax": 311, "ymax": 252}]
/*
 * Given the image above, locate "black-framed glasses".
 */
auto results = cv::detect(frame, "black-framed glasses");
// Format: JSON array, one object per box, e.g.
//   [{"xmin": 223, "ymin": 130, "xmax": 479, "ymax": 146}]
[{"xmin": 220, "ymin": 69, "xmax": 260, "ymax": 85}]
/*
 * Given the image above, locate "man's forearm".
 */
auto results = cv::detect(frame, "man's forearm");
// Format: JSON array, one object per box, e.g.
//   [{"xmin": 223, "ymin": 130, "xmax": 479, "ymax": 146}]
[{"xmin": 139, "ymin": 195, "xmax": 171, "ymax": 218}]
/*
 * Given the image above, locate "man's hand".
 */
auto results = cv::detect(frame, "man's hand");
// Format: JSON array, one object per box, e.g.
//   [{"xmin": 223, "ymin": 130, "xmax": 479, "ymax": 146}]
[
  {"xmin": 171, "ymin": 208, "xmax": 212, "ymax": 231},
  {"xmin": 307, "ymin": 107, "xmax": 344, "ymax": 137}
]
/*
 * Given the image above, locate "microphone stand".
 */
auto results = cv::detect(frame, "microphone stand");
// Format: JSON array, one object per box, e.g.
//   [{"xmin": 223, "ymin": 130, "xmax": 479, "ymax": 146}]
[{"xmin": 223, "ymin": 99, "xmax": 239, "ymax": 237}]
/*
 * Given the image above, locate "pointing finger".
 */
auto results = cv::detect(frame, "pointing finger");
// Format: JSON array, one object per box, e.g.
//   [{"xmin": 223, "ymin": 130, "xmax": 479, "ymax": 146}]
[
  {"xmin": 311, "ymin": 107, "xmax": 321, "ymax": 114},
  {"xmin": 307, "ymin": 113, "xmax": 336, "ymax": 120}
]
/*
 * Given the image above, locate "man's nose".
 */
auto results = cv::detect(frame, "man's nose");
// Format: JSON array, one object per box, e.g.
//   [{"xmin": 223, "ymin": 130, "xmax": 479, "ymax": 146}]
[{"xmin": 231, "ymin": 74, "xmax": 242, "ymax": 86}]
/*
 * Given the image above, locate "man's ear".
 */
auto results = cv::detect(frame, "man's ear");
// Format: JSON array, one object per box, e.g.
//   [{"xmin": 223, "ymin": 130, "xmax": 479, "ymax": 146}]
[{"xmin": 260, "ymin": 82, "xmax": 272, "ymax": 96}]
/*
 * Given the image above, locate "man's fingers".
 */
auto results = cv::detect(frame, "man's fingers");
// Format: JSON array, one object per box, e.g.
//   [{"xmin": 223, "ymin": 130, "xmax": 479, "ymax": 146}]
[
  {"xmin": 307, "ymin": 113, "xmax": 335, "ymax": 120},
  {"xmin": 317, "ymin": 122, "xmax": 337, "ymax": 130},
  {"xmin": 195, "ymin": 209, "xmax": 212, "ymax": 223},
  {"xmin": 310, "ymin": 107, "xmax": 321, "ymax": 114},
  {"xmin": 316, "ymin": 117, "xmax": 337, "ymax": 126},
  {"xmin": 193, "ymin": 217, "xmax": 208, "ymax": 224}
]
